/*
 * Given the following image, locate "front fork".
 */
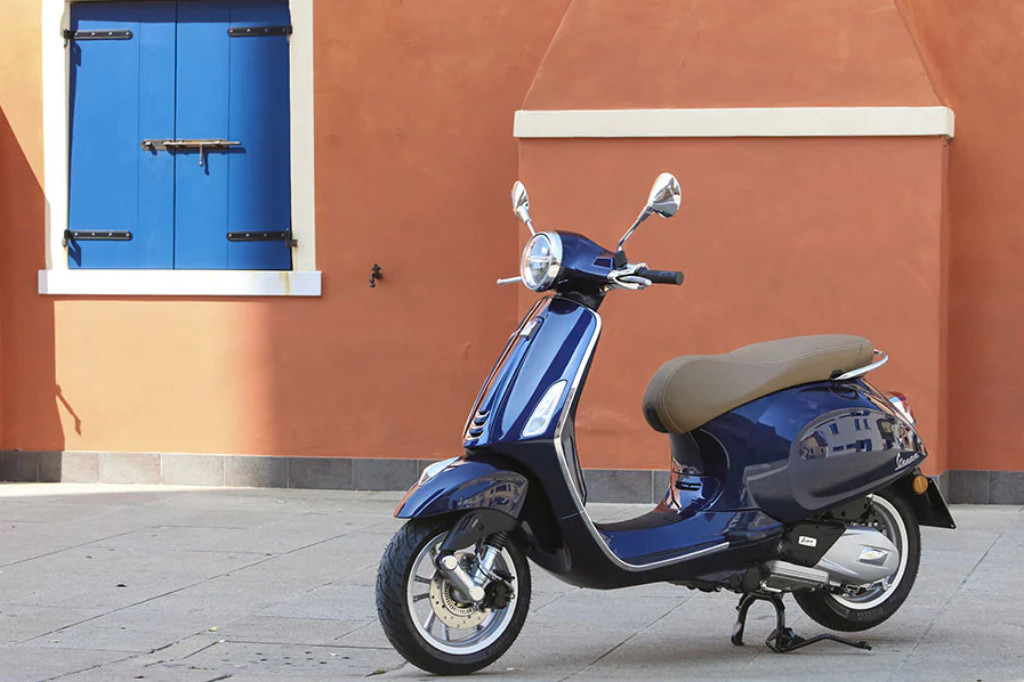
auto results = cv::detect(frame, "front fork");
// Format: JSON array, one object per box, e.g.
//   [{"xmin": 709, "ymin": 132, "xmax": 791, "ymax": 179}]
[{"xmin": 434, "ymin": 509, "xmax": 518, "ymax": 605}]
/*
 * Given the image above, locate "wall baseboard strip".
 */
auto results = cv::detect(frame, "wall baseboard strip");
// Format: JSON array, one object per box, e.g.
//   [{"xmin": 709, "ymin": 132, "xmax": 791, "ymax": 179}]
[{"xmin": 1, "ymin": 452, "xmax": 1010, "ymax": 505}]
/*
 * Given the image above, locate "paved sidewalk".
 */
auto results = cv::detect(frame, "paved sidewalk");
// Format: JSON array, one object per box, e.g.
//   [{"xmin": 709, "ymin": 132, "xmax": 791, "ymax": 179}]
[{"xmin": 0, "ymin": 484, "xmax": 1020, "ymax": 682}]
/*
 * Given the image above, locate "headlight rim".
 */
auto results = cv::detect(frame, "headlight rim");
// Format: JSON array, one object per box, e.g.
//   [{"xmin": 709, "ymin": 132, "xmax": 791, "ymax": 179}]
[{"xmin": 520, "ymin": 231, "xmax": 564, "ymax": 292}]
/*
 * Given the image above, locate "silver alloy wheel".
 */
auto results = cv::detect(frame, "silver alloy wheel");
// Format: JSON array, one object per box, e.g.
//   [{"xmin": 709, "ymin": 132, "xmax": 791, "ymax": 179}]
[
  {"xmin": 831, "ymin": 495, "xmax": 909, "ymax": 610},
  {"xmin": 405, "ymin": 533, "xmax": 518, "ymax": 656}
]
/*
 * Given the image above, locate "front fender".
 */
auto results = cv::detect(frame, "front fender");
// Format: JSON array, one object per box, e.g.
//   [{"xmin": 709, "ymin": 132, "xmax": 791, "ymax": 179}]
[{"xmin": 394, "ymin": 457, "xmax": 528, "ymax": 519}]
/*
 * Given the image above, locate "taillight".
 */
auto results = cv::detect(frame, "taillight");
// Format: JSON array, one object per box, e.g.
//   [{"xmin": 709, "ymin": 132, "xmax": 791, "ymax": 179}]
[{"xmin": 884, "ymin": 391, "xmax": 915, "ymax": 424}]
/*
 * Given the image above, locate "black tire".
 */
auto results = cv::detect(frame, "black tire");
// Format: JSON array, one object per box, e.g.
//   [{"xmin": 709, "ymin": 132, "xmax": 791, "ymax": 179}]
[
  {"xmin": 794, "ymin": 489, "xmax": 920, "ymax": 632},
  {"xmin": 375, "ymin": 516, "xmax": 531, "ymax": 676}
]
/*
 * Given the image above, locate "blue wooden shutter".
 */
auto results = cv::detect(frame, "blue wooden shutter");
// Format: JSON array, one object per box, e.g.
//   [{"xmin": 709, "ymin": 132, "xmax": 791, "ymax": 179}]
[
  {"xmin": 68, "ymin": 2, "xmax": 176, "ymax": 269},
  {"xmin": 69, "ymin": 0, "xmax": 292, "ymax": 271},
  {"xmin": 175, "ymin": 0, "xmax": 292, "ymax": 270}
]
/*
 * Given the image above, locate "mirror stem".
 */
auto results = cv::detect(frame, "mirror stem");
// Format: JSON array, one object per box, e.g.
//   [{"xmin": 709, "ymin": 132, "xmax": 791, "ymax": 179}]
[{"xmin": 617, "ymin": 208, "xmax": 652, "ymax": 253}]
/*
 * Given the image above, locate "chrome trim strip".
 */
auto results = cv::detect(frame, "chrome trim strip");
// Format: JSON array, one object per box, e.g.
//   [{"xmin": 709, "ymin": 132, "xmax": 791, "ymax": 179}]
[
  {"xmin": 551, "ymin": 304, "xmax": 731, "ymax": 571},
  {"xmin": 832, "ymin": 349, "xmax": 889, "ymax": 381}
]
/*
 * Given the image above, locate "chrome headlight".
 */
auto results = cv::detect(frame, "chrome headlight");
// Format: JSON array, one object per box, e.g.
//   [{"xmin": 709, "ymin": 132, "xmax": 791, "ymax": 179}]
[{"xmin": 520, "ymin": 232, "xmax": 563, "ymax": 292}]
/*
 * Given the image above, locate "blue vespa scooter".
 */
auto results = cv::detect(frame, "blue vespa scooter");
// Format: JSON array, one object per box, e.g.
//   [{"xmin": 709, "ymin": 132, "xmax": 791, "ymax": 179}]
[{"xmin": 376, "ymin": 173, "xmax": 955, "ymax": 676}]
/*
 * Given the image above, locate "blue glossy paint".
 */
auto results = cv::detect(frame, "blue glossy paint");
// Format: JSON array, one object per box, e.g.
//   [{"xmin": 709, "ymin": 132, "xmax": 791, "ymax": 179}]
[
  {"xmin": 463, "ymin": 296, "xmax": 598, "ymax": 448},
  {"xmin": 394, "ymin": 457, "xmax": 528, "ymax": 520},
  {"xmin": 399, "ymin": 290, "xmax": 939, "ymax": 591},
  {"xmin": 696, "ymin": 380, "xmax": 925, "ymax": 522},
  {"xmin": 550, "ymin": 232, "xmax": 617, "ymax": 289},
  {"xmin": 69, "ymin": 2, "xmax": 176, "ymax": 268},
  {"xmin": 68, "ymin": 0, "xmax": 291, "ymax": 270}
]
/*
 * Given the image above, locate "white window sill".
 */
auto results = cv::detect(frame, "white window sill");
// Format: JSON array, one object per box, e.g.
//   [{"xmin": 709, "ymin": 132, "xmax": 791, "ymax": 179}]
[{"xmin": 38, "ymin": 269, "xmax": 322, "ymax": 297}]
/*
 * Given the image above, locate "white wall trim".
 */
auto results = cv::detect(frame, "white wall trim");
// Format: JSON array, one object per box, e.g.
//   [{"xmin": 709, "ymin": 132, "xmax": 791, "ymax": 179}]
[
  {"xmin": 40, "ymin": 0, "xmax": 318, "ymax": 293},
  {"xmin": 39, "ymin": 270, "xmax": 322, "ymax": 297},
  {"xmin": 513, "ymin": 107, "xmax": 955, "ymax": 139}
]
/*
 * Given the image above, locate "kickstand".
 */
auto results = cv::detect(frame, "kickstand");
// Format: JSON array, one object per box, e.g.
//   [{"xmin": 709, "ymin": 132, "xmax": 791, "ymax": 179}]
[{"xmin": 731, "ymin": 592, "xmax": 871, "ymax": 653}]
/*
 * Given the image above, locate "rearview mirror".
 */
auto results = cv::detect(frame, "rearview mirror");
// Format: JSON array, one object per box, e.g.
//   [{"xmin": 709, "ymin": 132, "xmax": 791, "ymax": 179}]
[
  {"xmin": 511, "ymin": 181, "xmax": 535, "ymax": 235},
  {"xmin": 647, "ymin": 172, "xmax": 682, "ymax": 219},
  {"xmin": 617, "ymin": 172, "xmax": 682, "ymax": 253}
]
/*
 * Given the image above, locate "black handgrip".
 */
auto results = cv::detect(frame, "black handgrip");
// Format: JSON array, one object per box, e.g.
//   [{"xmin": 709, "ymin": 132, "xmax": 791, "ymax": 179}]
[{"xmin": 636, "ymin": 267, "xmax": 684, "ymax": 285}]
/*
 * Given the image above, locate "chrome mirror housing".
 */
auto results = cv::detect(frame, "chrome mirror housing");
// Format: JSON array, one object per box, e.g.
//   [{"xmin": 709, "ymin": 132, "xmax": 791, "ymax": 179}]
[
  {"xmin": 617, "ymin": 172, "xmax": 682, "ymax": 252},
  {"xmin": 511, "ymin": 181, "xmax": 535, "ymax": 235},
  {"xmin": 647, "ymin": 172, "xmax": 682, "ymax": 219}
]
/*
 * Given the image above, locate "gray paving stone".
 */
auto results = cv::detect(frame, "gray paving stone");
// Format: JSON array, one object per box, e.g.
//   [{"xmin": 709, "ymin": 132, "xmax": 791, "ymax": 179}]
[
  {"xmin": 99, "ymin": 452, "xmax": 161, "ymax": 484},
  {"xmin": 288, "ymin": 457, "xmax": 352, "ymax": 489},
  {"xmin": 948, "ymin": 469, "xmax": 989, "ymax": 503},
  {"xmin": 989, "ymin": 470, "xmax": 1024, "ymax": 504},
  {"xmin": 0, "ymin": 451, "xmax": 39, "ymax": 482},
  {"xmin": 0, "ymin": 645, "xmax": 131, "ymax": 682},
  {"xmin": 161, "ymin": 453, "xmax": 225, "ymax": 486},
  {"xmin": 585, "ymin": 469, "xmax": 653, "ymax": 503},
  {"xmin": 225, "ymin": 455, "xmax": 289, "ymax": 488},
  {"xmin": 179, "ymin": 639, "xmax": 406, "ymax": 678},
  {"xmin": 0, "ymin": 484, "xmax": 1016, "ymax": 682},
  {"xmin": 61, "ymin": 452, "xmax": 100, "ymax": 483},
  {"xmin": 652, "ymin": 468, "xmax": 671, "ymax": 503},
  {"xmin": 37, "ymin": 451, "xmax": 63, "ymax": 482},
  {"xmin": 352, "ymin": 458, "xmax": 418, "ymax": 491}
]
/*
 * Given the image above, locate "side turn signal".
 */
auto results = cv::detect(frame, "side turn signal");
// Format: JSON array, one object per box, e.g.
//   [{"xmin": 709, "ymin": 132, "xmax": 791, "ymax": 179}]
[{"xmin": 912, "ymin": 474, "xmax": 929, "ymax": 495}]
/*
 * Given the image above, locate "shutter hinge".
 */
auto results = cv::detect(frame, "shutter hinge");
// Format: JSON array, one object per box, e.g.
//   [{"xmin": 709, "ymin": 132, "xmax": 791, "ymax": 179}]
[
  {"xmin": 227, "ymin": 230, "xmax": 297, "ymax": 248},
  {"xmin": 228, "ymin": 25, "xmax": 292, "ymax": 37},
  {"xmin": 63, "ymin": 230, "xmax": 133, "ymax": 247},
  {"xmin": 64, "ymin": 29, "xmax": 133, "ymax": 46}
]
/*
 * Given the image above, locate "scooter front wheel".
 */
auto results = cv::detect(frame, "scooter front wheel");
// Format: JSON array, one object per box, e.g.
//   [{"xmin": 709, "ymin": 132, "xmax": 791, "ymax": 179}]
[{"xmin": 376, "ymin": 515, "xmax": 531, "ymax": 675}]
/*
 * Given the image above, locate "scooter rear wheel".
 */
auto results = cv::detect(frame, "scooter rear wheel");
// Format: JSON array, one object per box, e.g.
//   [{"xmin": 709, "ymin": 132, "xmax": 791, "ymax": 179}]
[
  {"xmin": 794, "ymin": 489, "xmax": 920, "ymax": 632},
  {"xmin": 376, "ymin": 515, "xmax": 531, "ymax": 675}
]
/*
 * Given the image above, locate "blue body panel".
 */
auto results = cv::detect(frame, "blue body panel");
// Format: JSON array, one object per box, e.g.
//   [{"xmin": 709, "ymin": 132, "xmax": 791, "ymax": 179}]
[
  {"xmin": 402, "ymin": 293, "xmax": 929, "ymax": 589},
  {"xmin": 394, "ymin": 458, "xmax": 528, "ymax": 520},
  {"xmin": 69, "ymin": 0, "xmax": 291, "ymax": 270},
  {"xmin": 463, "ymin": 296, "xmax": 597, "ymax": 449},
  {"xmin": 697, "ymin": 381, "xmax": 926, "ymax": 522},
  {"xmin": 69, "ymin": 2, "xmax": 176, "ymax": 268}
]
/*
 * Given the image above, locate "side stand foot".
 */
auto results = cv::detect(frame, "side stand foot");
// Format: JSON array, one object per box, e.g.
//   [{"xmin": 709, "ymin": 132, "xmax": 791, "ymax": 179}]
[{"xmin": 731, "ymin": 592, "xmax": 871, "ymax": 653}]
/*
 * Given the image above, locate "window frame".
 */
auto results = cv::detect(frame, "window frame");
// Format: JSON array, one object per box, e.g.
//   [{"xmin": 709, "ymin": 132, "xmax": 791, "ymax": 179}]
[{"xmin": 39, "ymin": 0, "xmax": 320, "ymax": 296}]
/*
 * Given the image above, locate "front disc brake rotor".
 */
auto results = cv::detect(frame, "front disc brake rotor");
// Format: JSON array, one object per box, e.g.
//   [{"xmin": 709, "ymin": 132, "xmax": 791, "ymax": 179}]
[{"xmin": 428, "ymin": 567, "xmax": 489, "ymax": 628}]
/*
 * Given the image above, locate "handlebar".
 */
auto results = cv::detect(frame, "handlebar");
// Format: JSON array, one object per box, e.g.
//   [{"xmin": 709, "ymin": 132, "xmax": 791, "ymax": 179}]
[{"xmin": 635, "ymin": 267, "xmax": 684, "ymax": 286}]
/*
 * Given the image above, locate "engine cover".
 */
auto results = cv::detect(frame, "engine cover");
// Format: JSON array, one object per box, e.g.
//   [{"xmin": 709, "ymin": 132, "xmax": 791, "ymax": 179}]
[
  {"xmin": 814, "ymin": 527, "xmax": 899, "ymax": 585},
  {"xmin": 765, "ymin": 527, "xmax": 899, "ymax": 591}
]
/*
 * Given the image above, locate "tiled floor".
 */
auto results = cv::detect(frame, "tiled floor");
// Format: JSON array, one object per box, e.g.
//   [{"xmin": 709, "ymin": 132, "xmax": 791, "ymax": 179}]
[{"xmin": 0, "ymin": 483, "xmax": 1020, "ymax": 681}]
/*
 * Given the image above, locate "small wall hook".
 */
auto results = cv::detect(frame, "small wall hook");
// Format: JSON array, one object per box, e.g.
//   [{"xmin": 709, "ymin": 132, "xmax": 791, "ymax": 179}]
[{"xmin": 370, "ymin": 263, "xmax": 383, "ymax": 288}]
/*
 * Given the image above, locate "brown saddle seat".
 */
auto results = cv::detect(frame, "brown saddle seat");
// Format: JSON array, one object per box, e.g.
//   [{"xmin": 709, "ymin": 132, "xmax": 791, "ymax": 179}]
[{"xmin": 642, "ymin": 335, "xmax": 875, "ymax": 433}]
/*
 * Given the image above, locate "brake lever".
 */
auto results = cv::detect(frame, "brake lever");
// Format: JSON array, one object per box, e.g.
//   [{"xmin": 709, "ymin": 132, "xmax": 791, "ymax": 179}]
[
  {"xmin": 608, "ymin": 262, "xmax": 651, "ymax": 291},
  {"xmin": 616, "ymin": 275, "xmax": 652, "ymax": 289},
  {"xmin": 496, "ymin": 276, "xmax": 523, "ymax": 286}
]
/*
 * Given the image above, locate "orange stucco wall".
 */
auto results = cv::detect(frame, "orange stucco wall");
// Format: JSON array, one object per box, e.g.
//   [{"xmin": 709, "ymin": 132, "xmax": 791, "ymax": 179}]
[
  {"xmin": 518, "ymin": 137, "xmax": 947, "ymax": 474},
  {"xmin": 0, "ymin": 0, "xmax": 572, "ymax": 458},
  {"xmin": 0, "ymin": 0, "xmax": 54, "ymax": 454},
  {"xmin": 898, "ymin": 0, "xmax": 1024, "ymax": 473},
  {"xmin": 0, "ymin": 0, "xmax": 1019, "ymax": 477},
  {"xmin": 524, "ymin": 0, "xmax": 939, "ymax": 109}
]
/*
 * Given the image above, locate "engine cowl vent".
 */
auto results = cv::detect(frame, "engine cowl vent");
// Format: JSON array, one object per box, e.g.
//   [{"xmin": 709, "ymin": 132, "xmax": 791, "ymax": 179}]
[{"xmin": 466, "ymin": 409, "xmax": 489, "ymax": 440}]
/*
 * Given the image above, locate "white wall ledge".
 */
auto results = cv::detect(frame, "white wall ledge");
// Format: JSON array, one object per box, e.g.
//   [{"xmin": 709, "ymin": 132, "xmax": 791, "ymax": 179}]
[
  {"xmin": 514, "ymin": 106, "xmax": 955, "ymax": 139},
  {"xmin": 39, "ymin": 269, "xmax": 322, "ymax": 297}
]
